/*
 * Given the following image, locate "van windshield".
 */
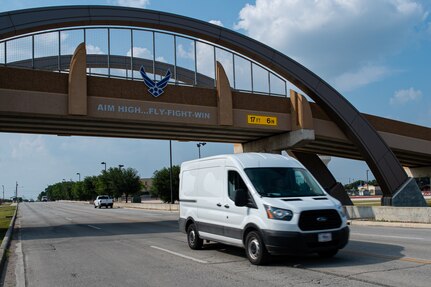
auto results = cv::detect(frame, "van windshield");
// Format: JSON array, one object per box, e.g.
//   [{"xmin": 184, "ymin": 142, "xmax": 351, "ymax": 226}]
[{"xmin": 244, "ymin": 167, "xmax": 325, "ymax": 197}]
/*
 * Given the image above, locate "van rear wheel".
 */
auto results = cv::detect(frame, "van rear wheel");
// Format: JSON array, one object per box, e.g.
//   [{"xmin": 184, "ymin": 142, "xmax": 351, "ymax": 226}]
[
  {"xmin": 187, "ymin": 223, "xmax": 203, "ymax": 250},
  {"xmin": 245, "ymin": 231, "xmax": 269, "ymax": 265}
]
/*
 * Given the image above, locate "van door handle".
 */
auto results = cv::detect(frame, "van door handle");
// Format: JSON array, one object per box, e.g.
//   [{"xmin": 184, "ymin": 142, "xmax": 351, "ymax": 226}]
[
  {"xmin": 217, "ymin": 203, "xmax": 222, "ymax": 207},
  {"xmin": 224, "ymin": 204, "xmax": 230, "ymax": 208}
]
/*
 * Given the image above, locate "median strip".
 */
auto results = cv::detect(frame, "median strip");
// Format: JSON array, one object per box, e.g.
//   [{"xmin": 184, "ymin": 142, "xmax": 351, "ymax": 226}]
[{"xmin": 150, "ymin": 246, "xmax": 208, "ymax": 264}]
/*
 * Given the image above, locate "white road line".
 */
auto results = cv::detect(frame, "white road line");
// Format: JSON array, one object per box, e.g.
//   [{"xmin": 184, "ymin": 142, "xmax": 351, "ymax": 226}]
[
  {"xmin": 151, "ymin": 246, "xmax": 208, "ymax": 264},
  {"xmin": 352, "ymin": 233, "xmax": 424, "ymax": 240},
  {"xmin": 87, "ymin": 225, "xmax": 101, "ymax": 230},
  {"xmin": 15, "ymin": 218, "xmax": 26, "ymax": 287},
  {"xmin": 65, "ymin": 217, "xmax": 73, "ymax": 221}
]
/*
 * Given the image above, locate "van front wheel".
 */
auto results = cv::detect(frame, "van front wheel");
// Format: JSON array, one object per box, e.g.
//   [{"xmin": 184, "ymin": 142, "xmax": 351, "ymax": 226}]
[
  {"xmin": 245, "ymin": 231, "xmax": 269, "ymax": 265},
  {"xmin": 187, "ymin": 224, "xmax": 203, "ymax": 250}
]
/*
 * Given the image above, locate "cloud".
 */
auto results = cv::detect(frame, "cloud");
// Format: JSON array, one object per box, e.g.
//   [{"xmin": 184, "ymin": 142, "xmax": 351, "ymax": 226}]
[
  {"xmin": 390, "ymin": 87, "xmax": 422, "ymax": 105},
  {"xmin": 333, "ymin": 65, "xmax": 392, "ymax": 92},
  {"xmin": 86, "ymin": 44, "xmax": 104, "ymax": 55},
  {"xmin": 11, "ymin": 135, "xmax": 48, "ymax": 160},
  {"xmin": 235, "ymin": 0, "xmax": 428, "ymax": 88},
  {"xmin": 127, "ymin": 47, "xmax": 152, "ymax": 59},
  {"xmin": 209, "ymin": 20, "xmax": 224, "ymax": 27},
  {"xmin": 114, "ymin": 0, "xmax": 150, "ymax": 8}
]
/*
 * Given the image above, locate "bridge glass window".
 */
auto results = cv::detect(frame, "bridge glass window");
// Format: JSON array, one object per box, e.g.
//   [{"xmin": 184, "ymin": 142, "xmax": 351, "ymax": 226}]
[
  {"xmin": 155, "ymin": 33, "xmax": 175, "ymax": 82},
  {"xmin": 196, "ymin": 41, "xmax": 215, "ymax": 87},
  {"xmin": 269, "ymin": 73, "xmax": 287, "ymax": 97},
  {"xmin": 109, "ymin": 29, "xmax": 131, "ymax": 78},
  {"xmin": 34, "ymin": 32, "xmax": 59, "ymax": 70},
  {"xmin": 176, "ymin": 36, "xmax": 196, "ymax": 86},
  {"xmin": 60, "ymin": 30, "xmax": 84, "ymax": 70},
  {"xmin": 0, "ymin": 42, "xmax": 4, "ymax": 64},
  {"xmin": 86, "ymin": 28, "xmax": 108, "ymax": 76},
  {"xmin": 7, "ymin": 37, "xmax": 32, "ymax": 67},
  {"xmin": 131, "ymin": 30, "xmax": 154, "ymax": 80},
  {"xmin": 216, "ymin": 48, "xmax": 234, "ymax": 88},
  {"xmin": 233, "ymin": 55, "xmax": 252, "ymax": 92},
  {"xmin": 252, "ymin": 63, "xmax": 269, "ymax": 94}
]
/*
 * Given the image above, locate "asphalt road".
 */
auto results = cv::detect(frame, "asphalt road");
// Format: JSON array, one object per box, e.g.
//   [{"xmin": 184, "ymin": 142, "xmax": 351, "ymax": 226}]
[{"xmin": 1, "ymin": 202, "xmax": 431, "ymax": 287}]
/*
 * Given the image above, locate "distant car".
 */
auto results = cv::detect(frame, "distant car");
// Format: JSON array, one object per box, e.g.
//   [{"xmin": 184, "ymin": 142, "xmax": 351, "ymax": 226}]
[
  {"xmin": 29, "ymin": 199, "xmax": 34, "ymax": 202},
  {"xmin": 94, "ymin": 195, "xmax": 113, "ymax": 208},
  {"xmin": 41, "ymin": 196, "xmax": 48, "ymax": 202}
]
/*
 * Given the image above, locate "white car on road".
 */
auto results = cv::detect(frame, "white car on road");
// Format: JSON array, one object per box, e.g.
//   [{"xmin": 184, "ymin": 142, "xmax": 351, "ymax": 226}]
[{"xmin": 94, "ymin": 195, "xmax": 114, "ymax": 208}]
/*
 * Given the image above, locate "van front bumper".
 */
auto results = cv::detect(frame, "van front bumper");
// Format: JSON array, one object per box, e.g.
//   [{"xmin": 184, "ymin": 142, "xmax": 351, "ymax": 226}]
[{"xmin": 261, "ymin": 226, "xmax": 349, "ymax": 255}]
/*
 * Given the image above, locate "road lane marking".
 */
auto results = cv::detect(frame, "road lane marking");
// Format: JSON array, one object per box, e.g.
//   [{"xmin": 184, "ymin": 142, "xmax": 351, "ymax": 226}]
[
  {"xmin": 352, "ymin": 233, "xmax": 425, "ymax": 241},
  {"xmin": 15, "ymin": 218, "xmax": 26, "ymax": 287},
  {"xmin": 151, "ymin": 246, "xmax": 208, "ymax": 264},
  {"xmin": 87, "ymin": 225, "xmax": 101, "ymax": 230},
  {"xmin": 65, "ymin": 217, "xmax": 73, "ymax": 221}
]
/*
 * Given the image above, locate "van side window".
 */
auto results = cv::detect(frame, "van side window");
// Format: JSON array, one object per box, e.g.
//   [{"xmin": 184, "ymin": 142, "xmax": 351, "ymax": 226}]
[{"xmin": 228, "ymin": 171, "xmax": 247, "ymax": 201}]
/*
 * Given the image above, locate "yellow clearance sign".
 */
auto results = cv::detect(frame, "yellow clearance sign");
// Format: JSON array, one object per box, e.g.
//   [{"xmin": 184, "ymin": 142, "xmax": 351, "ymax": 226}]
[{"xmin": 247, "ymin": 114, "xmax": 278, "ymax": 126}]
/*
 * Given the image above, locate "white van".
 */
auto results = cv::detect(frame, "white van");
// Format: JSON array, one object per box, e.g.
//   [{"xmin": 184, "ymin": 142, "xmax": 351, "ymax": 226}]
[{"xmin": 179, "ymin": 153, "xmax": 349, "ymax": 265}]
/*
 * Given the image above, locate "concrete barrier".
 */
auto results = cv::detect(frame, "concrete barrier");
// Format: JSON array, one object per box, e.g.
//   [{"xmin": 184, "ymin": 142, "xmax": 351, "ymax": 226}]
[
  {"xmin": 0, "ymin": 203, "xmax": 18, "ymax": 271},
  {"xmin": 344, "ymin": 206, "xmax": 431, "ymax": 224},
  {"xmin": 115, "ymin": 202, "xmax": 179, "ymax": 211}
]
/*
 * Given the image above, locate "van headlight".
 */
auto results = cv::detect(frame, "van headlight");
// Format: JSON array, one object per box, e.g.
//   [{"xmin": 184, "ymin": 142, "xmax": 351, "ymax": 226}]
[
  {"xmin": 336, "ymin": 203, "xmax": 346, "ymax": 218},
  {"xmin": 264, "ymin": 205, "xmax": 293, "ymax": 221}
]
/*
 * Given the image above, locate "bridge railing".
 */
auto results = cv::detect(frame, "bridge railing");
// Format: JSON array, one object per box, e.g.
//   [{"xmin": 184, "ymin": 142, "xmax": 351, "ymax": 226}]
[{"xmin": 0, "ymin": 26, "xmax": 292, "ymax": 97}]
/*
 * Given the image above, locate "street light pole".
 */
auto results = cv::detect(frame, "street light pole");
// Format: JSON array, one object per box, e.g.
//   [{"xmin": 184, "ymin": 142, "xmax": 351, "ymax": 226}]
[
  {"xmin": 2, "ymin": 185, "xmax": 4, "ymax": 202},
  {"xmin": 169, "ymin": 140, "xmax": 173, "ymax": 204},
  {"xmin": 76, "ymin": 172, "xmax": 81, "ymax": 182},
  {"xmin": 366, "ymin": 170, "xmax": 369, "ymax": 188},
  {"xmin": 101, "ymin": 162, "xmax": 107, "ymax": 172},
  {"xmin": 197, "ymin": 142, "xmax": 206, "ymax": 158},
  {"xmin": 118, "ymin": 164, "xmax": 124, "ymax": 169}
]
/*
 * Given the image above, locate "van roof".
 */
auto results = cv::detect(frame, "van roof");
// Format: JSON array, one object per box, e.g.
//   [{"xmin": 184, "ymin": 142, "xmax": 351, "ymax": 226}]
[{"xmin": 181, "ymin": 153, "xmax": 303, "ymax": 169}]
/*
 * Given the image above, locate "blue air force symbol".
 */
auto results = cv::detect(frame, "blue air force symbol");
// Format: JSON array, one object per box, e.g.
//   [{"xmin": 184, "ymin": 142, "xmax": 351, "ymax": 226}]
[{"xmin": 139, "ymin": 66, "xmax": 171, "ymax": 98}]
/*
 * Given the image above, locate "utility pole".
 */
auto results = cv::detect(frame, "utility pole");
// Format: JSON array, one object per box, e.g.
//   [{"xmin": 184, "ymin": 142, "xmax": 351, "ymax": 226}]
[
  {"xmin": 15, "ymin": 181, "xmax": 18, "ymax": 202},
  {"xmin": 2, "ymin": 185, "xmax": 4, "ymax": 203},
  {"xmin": 169, "ymin": 140, "xmax": 173, "ymax": 204}
]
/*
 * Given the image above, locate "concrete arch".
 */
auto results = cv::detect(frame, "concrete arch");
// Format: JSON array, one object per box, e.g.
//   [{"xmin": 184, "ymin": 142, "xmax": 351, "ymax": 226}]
[{"xmin": 0, "ymin": 6, "xmax": 422, "ymax": 205}]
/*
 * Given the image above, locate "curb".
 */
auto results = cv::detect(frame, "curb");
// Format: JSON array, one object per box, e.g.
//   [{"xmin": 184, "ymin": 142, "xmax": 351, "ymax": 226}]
[
  {"xmin": 348, "ymin": 219, "xmax": 431, "ymax": 229},
  {"xmin": 0, "ymin": 203, "xmax": 19, "ymax": 272}
]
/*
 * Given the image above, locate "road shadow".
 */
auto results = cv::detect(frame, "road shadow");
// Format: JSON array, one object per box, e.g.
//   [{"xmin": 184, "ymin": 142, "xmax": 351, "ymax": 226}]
[
  {"xmin": 19, "ymin": 220, "xmax": 179, "ymax": 241},
  {"xmin": 199, "ymin": 240, "xmax": 405, "ymax": 267}
]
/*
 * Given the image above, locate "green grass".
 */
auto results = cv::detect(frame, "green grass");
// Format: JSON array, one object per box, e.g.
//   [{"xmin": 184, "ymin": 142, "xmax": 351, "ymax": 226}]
[{"xmin": 0, "ymin": 204, "xmax": 16, "ymax": 242}]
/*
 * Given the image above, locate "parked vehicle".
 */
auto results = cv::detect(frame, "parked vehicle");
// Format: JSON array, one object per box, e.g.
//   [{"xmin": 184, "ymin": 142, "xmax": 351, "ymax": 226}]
[
  {"xmin": 94, "ymin": 195, "xmax": 113, "ymax": 208},
  {"xmin": 179, "ymin": 153, "xmax": 349, "ymax": 265},
  {"xmin": 41, "ymin": 196, "xmax": 48, "ymax": 202}
]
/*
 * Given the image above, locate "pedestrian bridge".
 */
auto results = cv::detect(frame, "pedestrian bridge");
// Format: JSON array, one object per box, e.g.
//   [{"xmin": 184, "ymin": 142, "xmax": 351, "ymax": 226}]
[{"xmin": 0, "ymin": 6, "xmax": 429, "ymax": 206}]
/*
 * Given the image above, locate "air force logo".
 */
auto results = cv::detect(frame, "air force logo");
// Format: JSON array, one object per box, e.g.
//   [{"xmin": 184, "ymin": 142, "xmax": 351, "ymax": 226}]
[{"xmin": 139, "ymin": 66, "xmax": 171, "ymax": 97}]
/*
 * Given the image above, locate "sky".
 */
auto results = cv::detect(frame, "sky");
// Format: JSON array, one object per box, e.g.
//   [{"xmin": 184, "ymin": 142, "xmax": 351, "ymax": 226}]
[{"xmin": 0, "ymin": 0, "xmax": 430, "ymax": 200}]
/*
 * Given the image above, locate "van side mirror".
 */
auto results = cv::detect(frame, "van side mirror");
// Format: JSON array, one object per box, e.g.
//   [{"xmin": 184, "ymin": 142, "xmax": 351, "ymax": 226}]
[{"xmin": 234, "ymin": 189, "xmax": 248, "ymax": 207}]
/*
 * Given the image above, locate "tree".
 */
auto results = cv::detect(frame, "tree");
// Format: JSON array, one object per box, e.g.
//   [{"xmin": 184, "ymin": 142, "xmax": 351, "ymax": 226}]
[
  {"xmin": 151, "ymin": 165, "xmax": 180, "ymax": 203},
  {"xmin": 82, "ymin": 176, "xmax": 98, "ymax": 200},
  {"xmin": 95, "ymin": 167, "xmax": 141, "ymax": 202}
]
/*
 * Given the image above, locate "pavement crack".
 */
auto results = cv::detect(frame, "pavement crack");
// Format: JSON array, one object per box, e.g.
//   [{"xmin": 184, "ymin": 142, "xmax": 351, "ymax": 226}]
[{"xmin": 346, "ymin": 263, "xmax": 428, "ymax": 278}]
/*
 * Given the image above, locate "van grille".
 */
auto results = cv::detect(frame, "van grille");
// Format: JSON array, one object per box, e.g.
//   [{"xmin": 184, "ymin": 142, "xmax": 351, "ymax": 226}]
[{"xmin": 298, "ymin": 209, "xmax": 341, "ymax": 231}]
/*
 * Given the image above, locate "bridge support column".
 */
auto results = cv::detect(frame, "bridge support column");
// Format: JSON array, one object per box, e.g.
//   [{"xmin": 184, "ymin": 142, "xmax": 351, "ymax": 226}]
[{"xmin": 382, "ymin": 177, "xmax": 428, "ymax": 207}]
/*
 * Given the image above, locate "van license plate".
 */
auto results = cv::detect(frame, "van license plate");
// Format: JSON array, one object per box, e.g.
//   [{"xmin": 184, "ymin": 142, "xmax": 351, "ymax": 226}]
[{"xmin": 318, "ymin": 233, "xmax": 332, "ymax": 242}]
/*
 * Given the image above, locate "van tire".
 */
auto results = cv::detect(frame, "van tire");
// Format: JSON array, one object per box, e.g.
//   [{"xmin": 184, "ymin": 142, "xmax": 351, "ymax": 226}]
[
  {"xmin": 245, "ymin": 231, "xmax": 269, "ymax": 265},
  {"xmin": 187, "ymin": 224, "xmax": 203, "ymax": 250},
  {"xmin": 317, "ymin": 249, "xmax": 338, "ymax": 258}
]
